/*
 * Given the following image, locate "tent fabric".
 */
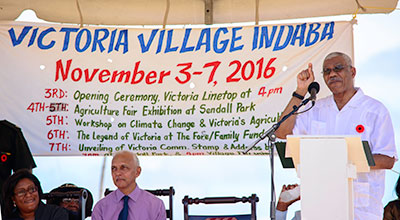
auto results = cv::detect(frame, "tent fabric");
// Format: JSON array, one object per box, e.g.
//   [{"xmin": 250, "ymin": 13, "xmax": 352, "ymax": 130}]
[{"xmin": 0, "ymin": 0, "xmax": 398, "ymax": 25}]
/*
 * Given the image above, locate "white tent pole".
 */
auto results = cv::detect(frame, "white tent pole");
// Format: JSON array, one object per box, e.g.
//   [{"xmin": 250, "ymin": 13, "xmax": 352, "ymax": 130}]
[
  {"xmin": 255, "ymin": 0, "xmax": 260, "ymax": 25},
  {"xmin": 99, "ymin": 156, "xmax": 107, "ymax": 200},
  {"xmin": 75, "ymin": 0, "xmax": 84, "ymax": 27},
  {"xmin": 163, "ymin": 0, "xmax": 171, "ymax": 29}
]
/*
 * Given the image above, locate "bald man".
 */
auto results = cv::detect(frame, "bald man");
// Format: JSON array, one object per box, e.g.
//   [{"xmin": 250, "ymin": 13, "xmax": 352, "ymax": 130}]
[{"xmin": 92, "ymin": 151, "xmax": 166, "ymax": 220}]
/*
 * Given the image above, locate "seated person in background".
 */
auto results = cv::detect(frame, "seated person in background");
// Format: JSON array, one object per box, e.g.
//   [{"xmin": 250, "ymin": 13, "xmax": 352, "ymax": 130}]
[
  {"xmin": 46, "ymin": 183, "xmax": 93, "ymax": 220},
  {"xmin": 1, "ymin": 169, "xmax": 68, "ymax": 220},
  {"xmin": 384, "ymin": 175, "xmax": 400, "ymax": 220},
  {"xmin": 276, "ymin": 184, "xmax": 301, "ymax": 220},
  {"xmin": 92, "ymin": 151, "xmax": 166, "ymax": 220}
]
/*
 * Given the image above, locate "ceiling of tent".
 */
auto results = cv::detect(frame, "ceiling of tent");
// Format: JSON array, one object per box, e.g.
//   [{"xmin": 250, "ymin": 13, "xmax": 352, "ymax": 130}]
[{"xmin": 0, "ymin": 0, "xmax": 398, "ymax": 25}]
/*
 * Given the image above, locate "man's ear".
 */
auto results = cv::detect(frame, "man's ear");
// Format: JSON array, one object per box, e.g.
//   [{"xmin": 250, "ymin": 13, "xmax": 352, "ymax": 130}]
[
  {"xmin": 135, "ymin": 166, "xmax": 142, "ymax": 178},
  {"xmin": 351, "ymin": 66, "xmax": 356, "ymax": 78}
]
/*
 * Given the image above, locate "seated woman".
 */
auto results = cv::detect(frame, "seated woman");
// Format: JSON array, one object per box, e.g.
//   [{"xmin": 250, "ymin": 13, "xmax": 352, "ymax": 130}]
[{"xmin": 2, "ymin": 169, "xmax": 68, "ymax": 220}]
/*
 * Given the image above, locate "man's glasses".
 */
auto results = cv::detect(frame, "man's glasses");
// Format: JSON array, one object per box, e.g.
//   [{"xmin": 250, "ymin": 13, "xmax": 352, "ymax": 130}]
[
  {"xmin": 322, "ymin": 64, "xmax": 350, "ymax": 75},
  {"xmin": 14, "ymin": 186, "xmax": 38, "ymax": 197},
  {"xmin": 62, "ymin": 198, "xmax": 80, "ymax": 203}
]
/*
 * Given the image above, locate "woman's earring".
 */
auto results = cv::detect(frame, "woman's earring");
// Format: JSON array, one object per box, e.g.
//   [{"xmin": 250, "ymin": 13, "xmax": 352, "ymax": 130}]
[{"xmin": 13, "ymin": 200, "xmax": 16, "ymax": 207}]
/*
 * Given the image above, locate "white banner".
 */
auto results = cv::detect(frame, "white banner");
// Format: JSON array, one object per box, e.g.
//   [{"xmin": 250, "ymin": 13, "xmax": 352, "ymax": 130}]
[{"xmin": 0, "ymin": 21, "xmax": 353, "ymax": 156}]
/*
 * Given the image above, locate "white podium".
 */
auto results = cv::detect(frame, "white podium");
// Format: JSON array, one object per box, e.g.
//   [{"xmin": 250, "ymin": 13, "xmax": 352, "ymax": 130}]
[{"xmin": 285, "ymin": 135, "xmax": 372, "ymax": 220}]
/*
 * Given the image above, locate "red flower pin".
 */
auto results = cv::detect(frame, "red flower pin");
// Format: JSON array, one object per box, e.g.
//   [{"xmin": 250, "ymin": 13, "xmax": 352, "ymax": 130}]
[
  {"xmin": 1, "ymin": 154, "xmax": 7, "ymax": 162},
  {"xmin": 356, "ymin": 124, "xmax": 365, "ymax": 133}
]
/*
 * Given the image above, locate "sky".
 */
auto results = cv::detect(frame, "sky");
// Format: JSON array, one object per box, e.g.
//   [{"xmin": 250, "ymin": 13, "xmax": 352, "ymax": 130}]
[{"xmin": 12, "ymin": 6, "xmax": 400, "ymax": 220}]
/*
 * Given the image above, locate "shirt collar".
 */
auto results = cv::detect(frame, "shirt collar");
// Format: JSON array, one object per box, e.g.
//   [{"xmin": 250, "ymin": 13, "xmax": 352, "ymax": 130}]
[
  {"xmin": 344, "ymin": 87, "xmax": 364, "ymax": 108},
  {"xmin": 327, "ymin": 87, "xmax": 364, "ymax": 109},
  {"xmin": 115, "ymin": 184, "xmax": 141, "ymax": 202}
]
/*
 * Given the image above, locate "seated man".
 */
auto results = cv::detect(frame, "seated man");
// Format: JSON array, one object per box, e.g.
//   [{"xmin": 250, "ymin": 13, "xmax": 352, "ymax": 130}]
[
  {"xmin": 47, "ymin": 183, "xmax": 93, "ymax": 220},
  {"xmin": 92, "ymin": 151, "xmax": 166, "ymax": 220}
]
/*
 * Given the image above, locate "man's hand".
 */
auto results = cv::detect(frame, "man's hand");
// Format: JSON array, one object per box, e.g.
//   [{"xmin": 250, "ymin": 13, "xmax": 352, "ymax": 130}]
[
  {"xmin": 296, "ymin": 63, "xmax": 315, "ymax": 96},
  {"xmin": 371, "ymin": 154, "xmax": 395, "ymax": 169},
  {"xmin": 275, "ymin": 63, "xmax": 315, "ymax": 139},
  {"xmin": 276, "ymin": 184, "xmax": 300, "ymax": 211}
]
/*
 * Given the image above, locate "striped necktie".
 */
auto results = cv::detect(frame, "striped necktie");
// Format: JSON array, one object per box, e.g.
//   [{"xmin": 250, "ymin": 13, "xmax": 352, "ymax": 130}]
[{"xmin": 118, "ymin": 195, "xmax": 129, "ymax": 220}]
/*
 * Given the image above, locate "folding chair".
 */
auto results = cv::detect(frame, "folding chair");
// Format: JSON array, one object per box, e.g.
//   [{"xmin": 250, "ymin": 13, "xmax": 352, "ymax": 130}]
[
  {"xmin": 104, "ymin": 186, "xmax": 175, "ymax": 219},
  {"xmin": 182, "ymin": 194, "xmax": 259, "ymax": 220}
]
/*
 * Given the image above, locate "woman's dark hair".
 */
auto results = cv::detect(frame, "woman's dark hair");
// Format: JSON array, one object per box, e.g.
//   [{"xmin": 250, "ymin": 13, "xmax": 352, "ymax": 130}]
[
  {"xmin": 1, "ymin": 169, "xmax": 44, "ymax": 217},
  {"xmin": 396, "ymin": 175, "xmax": 400, "ymax": 198}
]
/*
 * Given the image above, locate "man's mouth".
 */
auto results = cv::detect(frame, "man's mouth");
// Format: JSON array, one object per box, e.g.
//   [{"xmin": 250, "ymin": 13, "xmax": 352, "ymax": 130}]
[
  {"xmin": 328, "ymin": 77, "xmax": 342, "ymax": 84},
  {"xmin": 68, "ymin": 206, "xmax": 79, "ymax": 211},
  {"xmin": 116, "ymin": 177, "xmax": 124, "ymax": 182}
]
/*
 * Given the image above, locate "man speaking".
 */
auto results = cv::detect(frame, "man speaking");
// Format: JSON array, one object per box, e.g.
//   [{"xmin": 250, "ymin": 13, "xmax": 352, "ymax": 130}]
[{"xmin": 275, "ymin": 52, "xmax": 397, "ymax": 220}]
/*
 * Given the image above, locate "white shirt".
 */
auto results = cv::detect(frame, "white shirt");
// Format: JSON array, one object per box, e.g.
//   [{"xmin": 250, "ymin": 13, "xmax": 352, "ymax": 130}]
[
  {"xmin": 276, "ymin": 210, "xmax": 301, "ymax": 220},
  {"xmin": 293, "ymin": 88, "xmax": 397, "ymax": 220}
]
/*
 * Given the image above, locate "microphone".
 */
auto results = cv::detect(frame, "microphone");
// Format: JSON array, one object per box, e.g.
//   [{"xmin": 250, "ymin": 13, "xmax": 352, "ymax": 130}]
[{"xmin": 308, "ymin": 82, "xmax": 320, "ymax": 102}]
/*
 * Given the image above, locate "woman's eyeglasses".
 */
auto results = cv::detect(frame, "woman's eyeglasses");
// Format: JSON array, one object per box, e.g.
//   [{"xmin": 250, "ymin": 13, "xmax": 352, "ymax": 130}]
[{"xmin": 14, "ymin": 186, "xmax": 38, "ymax": 197}]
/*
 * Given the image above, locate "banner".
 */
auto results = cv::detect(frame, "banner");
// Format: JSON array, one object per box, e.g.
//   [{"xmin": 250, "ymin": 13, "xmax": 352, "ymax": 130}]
[{"xmin": 0, "ymin": 21, "xmax": 353, "ymax": 156}]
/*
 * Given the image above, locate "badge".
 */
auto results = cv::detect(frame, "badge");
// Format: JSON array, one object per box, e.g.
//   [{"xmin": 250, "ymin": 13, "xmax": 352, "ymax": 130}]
[{"xmin": 356, "ymin": 124, "xmax": 364, "ymax": 133}]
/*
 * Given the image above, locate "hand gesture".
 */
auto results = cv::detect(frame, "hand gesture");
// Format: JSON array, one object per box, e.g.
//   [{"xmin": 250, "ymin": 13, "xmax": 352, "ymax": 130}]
[
  {"xmin": 296, "ymin": 63, "xmax": 315, "ymax": 94},
  {"xmin": 276, "ymin": 184, "xmax": 300, "ymax": 211}
]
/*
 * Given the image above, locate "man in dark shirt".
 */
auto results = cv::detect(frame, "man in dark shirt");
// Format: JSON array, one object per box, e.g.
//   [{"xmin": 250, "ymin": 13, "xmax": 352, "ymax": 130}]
[{"xmin": 0, "ymin": 120, "xmax": 36, "ymax": 206}]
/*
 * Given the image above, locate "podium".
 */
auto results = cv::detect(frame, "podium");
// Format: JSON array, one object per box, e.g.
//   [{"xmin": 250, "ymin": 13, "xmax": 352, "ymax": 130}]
[{"xmin": 284, "ymin": 135, "xmax": 374, "ymax": 220}]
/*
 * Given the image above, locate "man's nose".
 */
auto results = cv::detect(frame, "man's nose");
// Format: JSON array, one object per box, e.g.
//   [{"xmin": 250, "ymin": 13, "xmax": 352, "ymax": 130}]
[
  {"xmin": 326, "ymin": 70, "xmax": 339, "ymax": 78},
  {"xmin": 113, "ymin": 169, "xmax": 122, "ymax": 176}
]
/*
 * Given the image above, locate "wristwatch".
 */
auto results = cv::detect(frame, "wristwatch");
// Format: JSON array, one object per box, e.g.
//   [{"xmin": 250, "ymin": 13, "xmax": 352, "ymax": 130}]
[{"xmin": 292, "ymin": 92, "xmax": 304, "ymax": 100}]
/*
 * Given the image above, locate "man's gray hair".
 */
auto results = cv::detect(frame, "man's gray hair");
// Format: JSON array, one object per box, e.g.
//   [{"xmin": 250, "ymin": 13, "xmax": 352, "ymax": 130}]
[
  {"xmin": 113, "ymin": 150, "xmax": 140, "ymax": 167},
  {"xmin": 324, "ymin": 52, "xmax": 353, "ymax": 66}
]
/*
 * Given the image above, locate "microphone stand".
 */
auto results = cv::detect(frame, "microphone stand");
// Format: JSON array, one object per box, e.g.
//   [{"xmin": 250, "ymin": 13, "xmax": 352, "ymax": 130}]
[{"xmin": 243, "ymin": 97, "xmax": 312, "ymax": 220}]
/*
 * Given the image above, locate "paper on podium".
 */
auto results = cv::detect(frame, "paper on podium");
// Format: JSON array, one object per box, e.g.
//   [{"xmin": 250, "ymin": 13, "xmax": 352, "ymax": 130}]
[{"xmin": 285, "ymin": 135, "xmax": 372, "ymax": 173}]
